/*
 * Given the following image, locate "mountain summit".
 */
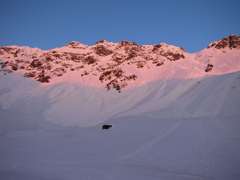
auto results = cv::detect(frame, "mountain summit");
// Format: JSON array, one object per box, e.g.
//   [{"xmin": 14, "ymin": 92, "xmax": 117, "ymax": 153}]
[{"xmin": 207, "ymin": 34, "xmax": 240, "ymax": 49}]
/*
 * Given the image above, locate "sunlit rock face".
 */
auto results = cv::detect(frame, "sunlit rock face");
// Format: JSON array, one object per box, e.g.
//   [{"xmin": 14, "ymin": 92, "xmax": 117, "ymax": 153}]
[
  {"xmin": 207, "ymin": 34, "xmax": 240, "ymax": 49},
  {"xmin": 0, "ymin": 35, "xmax": 240, "ymax": 91},
  {"xmin": 228, "ymin": 34, "xmax": 240, "ymax": 49}
]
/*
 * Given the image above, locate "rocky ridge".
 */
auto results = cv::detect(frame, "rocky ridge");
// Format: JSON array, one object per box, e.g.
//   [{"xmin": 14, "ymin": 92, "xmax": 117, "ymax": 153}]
[{"xmin": 0, "ymin": 35, "xmax": 240, "ymax": 92}]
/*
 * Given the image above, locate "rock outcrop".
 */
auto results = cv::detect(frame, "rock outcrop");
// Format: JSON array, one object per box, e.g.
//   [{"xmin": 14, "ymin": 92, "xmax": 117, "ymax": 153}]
[{"xmin": 207, "ymin": 34, "xmax": 240, "ymax": 49}]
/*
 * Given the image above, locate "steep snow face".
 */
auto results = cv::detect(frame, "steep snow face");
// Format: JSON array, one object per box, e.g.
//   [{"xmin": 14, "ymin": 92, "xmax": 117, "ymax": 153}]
[
  {"xmin": 0, "ymin": 70, "xmax": 239, "ymax": 127},
  {"xmin": 119, "ymin": 71, "xmax": 240, "ymax": 118}
]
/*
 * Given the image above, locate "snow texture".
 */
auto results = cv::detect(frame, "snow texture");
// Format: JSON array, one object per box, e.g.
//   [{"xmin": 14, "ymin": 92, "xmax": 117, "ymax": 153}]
[{"xmin": 0, "ymin": 36, "xmax": 240, "ymax": 179}]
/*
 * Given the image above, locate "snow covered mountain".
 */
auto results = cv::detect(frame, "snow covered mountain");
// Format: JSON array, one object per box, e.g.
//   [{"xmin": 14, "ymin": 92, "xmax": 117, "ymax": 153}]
[
  {"xmin": 0, "ymin": 34, "xmax": 239, "ymax": 127},
  {"xmin": 1, "ymin": 34, "xmax": 239, "ymax": 89},
  {"xmin": 0, "ymin": 35, "xmax": 240, "ymax": 180}
]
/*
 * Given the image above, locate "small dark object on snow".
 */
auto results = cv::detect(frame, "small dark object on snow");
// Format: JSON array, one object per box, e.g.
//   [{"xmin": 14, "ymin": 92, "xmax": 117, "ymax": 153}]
[{"xmin": 102, "ymin": 125, "xmax": 112, "ymax": 130}]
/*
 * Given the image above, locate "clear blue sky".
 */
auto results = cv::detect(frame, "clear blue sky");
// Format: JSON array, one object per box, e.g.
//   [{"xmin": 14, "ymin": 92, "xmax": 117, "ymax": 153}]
[{"xmin": 1, "ymin": 0, "xmax": 240, "ymax": 53}]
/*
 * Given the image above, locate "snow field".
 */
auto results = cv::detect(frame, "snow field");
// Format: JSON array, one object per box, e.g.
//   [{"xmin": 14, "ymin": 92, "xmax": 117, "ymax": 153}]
[{"xmin": 1, "ymin": 115, "xmax": 240, "ymax": 179}]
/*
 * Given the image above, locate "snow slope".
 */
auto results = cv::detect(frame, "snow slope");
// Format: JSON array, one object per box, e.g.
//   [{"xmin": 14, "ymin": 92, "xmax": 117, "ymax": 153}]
[
  {"xmin": 0, "ymin": 70, "xmax": 239, "ymax": 128},
  {"xmin": 0, "ymin": 35, "xmax": 240, "ymax": 179}
]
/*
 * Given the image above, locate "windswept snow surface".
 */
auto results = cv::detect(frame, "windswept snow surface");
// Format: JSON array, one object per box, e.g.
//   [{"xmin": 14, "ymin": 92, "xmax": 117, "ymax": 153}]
[
  {"xmin": 1, "ymin": 37, "xmax": 240, "ymax": 179},
  {"xmin": 0, "ymin": 71, "xmax": 240, "ymax": 180}
]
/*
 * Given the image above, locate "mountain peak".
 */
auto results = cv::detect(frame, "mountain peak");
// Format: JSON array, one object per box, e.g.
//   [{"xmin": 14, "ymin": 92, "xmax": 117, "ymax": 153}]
[
  {"xmin": 228, "ymin": 34, "xmax": 240, "ymax": 49},
  {"xmin": 94, "ymin": 40, "xmax": 107, "ymax": 45},
  {"xmin": 207, "ymin": 34, "xmax": 240, "ymax": 50},
  {"xmin": 65, "ymin": 41, "xmax": 86, "ymax": 49},
  {"xmin": 118, "ymin": 40, "xmax": 138, "ymax": 47}
]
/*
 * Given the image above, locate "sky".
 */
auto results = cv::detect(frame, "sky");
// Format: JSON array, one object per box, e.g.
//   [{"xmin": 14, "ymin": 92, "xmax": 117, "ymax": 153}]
[{"xmin": 0, "ymin": 0, "xmax": 240, "ymax": 53}]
